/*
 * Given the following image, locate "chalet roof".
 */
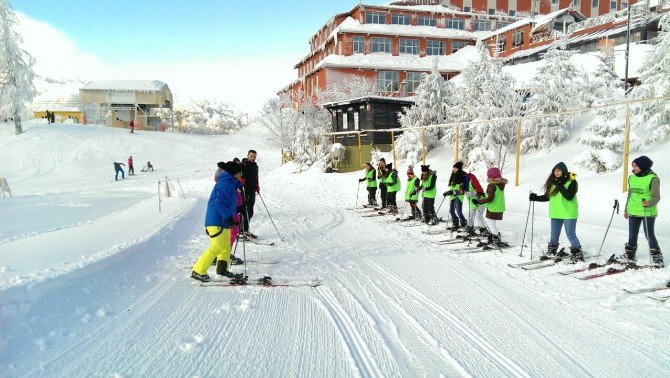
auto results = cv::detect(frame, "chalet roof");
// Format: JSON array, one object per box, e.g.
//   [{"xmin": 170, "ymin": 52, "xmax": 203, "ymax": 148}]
[
  {"xmin": 481, "ymin": 7, "xmax": 586, "ymax": 40},
  {"xmin": 80, "ymin": 80, "xmax": 169, "ymax": 93},
  {"xmin": 322, "ymin": 95, "xmax": 415, "ymax": 109}
]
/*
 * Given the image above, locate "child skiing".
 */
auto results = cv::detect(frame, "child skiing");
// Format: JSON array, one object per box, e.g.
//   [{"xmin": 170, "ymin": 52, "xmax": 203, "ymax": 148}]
[
  {"xmin": 385, "ymin": 163, "xmax": 400, "ymax": 214},
  {"xmin": 113, "ymin": 162, "xmax": 125, "ymax": 181},
  {"xmin": 529, "ymin": 162, "xmax": 583, "ymax": 261},
  {"xmin": 420, "ymin": 165, "xmax": 438, "ymax": 224},
  {"xmin": 377, "ymin": 158, "xmax": 387, "ymax": 209},
  {"xmin": 443, "ymin": 161, "xmax": 467, "ymax": 231},
  {"xmin": 617, "ymin": 156, "xmax": 664, "ymax": 268},
  {"xmin": 472, "ymin": 167, "xmax": 507, "ymax": 247},
  {"xmin": 404, "ymin": 165, "xmax": 421, "ymax": 220},
  {"xmin": 358, "ymin": 163, "xmax": 377, "ymax": 206},
  {"xmin": 464, "ymin": 169, "xmax": 486, "ymax": 233}
]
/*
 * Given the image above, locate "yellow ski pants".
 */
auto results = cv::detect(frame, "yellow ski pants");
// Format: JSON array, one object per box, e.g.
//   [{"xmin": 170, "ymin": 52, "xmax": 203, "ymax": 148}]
[{"xmin": 192, "ymin": 226, "xmax": 231, "ymax": 275}]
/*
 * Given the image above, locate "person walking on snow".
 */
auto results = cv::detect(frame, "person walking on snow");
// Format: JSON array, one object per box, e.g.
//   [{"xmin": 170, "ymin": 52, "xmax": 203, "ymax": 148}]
[
  {"xmin": 471, "ymin": 167, "xmax": 507, "ymax": 247},
  {"xmin": 113, "ymin": 162, "xmax": 126, "ymax": 181},
  {"xmin": 241, "ymin": 150, "xmax": 259, "ymax": 239},
  {"xmin": 404, "ymin": 165, "xmax": 421, "ymax": 220},
  {"xmin": 358, "ymin": 163, "xmax": 378, "ymax": 206},
  {"xmin": 464, "ymin": 169, "xmax": 486, "ymax": 233},
  {"xmin": 128, "ymin": 156, "xmax": 135, "ymax": 176},
  {"xmin": 443, "ymin": 161, "xmax": 467, "ymax": 231},
  {"xmin": 420, "ymin": 165, "xmax": 438, "ymax": 224},
  {"xmin": 617, "ymin": 156, "xmax": 664, "ymax": 268},
  {"xmin": 147, "ymin": 161, "xmax": 154, "ymax": 171},
  {"xmin": 529, "ymin": 162, "xmax": 583, "ymax": 262},
  {"xmin": 129, "ymin": 119, "xmax": 135, "ymax": 133},
  {"xmin": 377, "ymin": 158, "xmax": 388, "ymax": 209},
  {"xmin": 191, "ymin": 161, "xmax": 244, "ymax": 282},
  {"xmin": 385, "ymin": 163, "xmax": 400, "ymax": 214}
]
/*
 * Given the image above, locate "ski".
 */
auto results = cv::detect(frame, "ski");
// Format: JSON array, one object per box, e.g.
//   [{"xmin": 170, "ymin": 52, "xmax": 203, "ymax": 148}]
[
  {"xmin": 578, "ymin": 265, "xmax": 650, "ymax": 280},
  {"xmin": 522, "ymin": 260, "xmax": 561, "ymax": 270},
  {"xmin": 435, "ymin": 239, "xmax": 467, "ymax": 244},
  {"xmin": 481, "ymin": 243, "xmax": 513, "ymax": 251},
  {"xmin": 508, "ymin": 257, "xmax": 557, "ymax": 268},
  {"xmin": 402, "ymin": 222, "xmax": 422, "ymax": 227},
  {"xmin": 647, "ymin": 294, "xmax": 670, "ymax": 302},
  {"xmin": 422, "ymin": 229, "xmax": 447, "ymax": 235},
  {"xmin": 249, "ymin": 239, "xmax": 275, "ymax": 246},
  {"xmin": 623, "ymin": 282, "xmax": 670, "ymax": 294},
  {"xmin": 361, "ymin": 213, "xmax": 385, "ymax": 218},
  {"xmin": 200, "ymin": 276, "xmax": 320, "ymax": 288}
]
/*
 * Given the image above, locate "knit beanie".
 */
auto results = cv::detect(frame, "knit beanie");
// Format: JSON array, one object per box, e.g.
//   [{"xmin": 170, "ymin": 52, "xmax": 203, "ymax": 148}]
[
  {"xmin": 421, "ymin": 165, "xmax": 430, "ymax": 173},
  {"xmin": 453, "ymin": 161, "xmax": 464, "ymax": 170},
  {"xmin": 632, "ymin": 156, "xmax": 653, "ymax": 173},
  {"xmin": 487, "ymin": 167, "xmax": 502, "ymax": 179},
  {"xmin": 553, "ymin": 162, "xmax": 569, "ymax": 177}
]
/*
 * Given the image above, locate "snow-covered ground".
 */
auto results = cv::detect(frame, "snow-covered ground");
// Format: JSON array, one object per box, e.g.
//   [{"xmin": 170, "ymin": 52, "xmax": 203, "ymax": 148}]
[{"xmin": 0, "ymin": 121, "xmax": 668, "ymax": 376}]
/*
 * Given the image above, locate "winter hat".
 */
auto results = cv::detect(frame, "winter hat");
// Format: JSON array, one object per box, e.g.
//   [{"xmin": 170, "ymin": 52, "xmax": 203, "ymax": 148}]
[
  {"xmin": 633, "ymin": 156, "xmax": 653, "ymax": 173},
  {"xmin": 407, "ymin": 165, "xmax": 414, "ymax": 174},
  {"xmin": 453, "ymin": 161, "xmax": 464, "ymax": 170},
  {"xmin": 487, "ymin": 167, "xmax": 502, "ymax": 179},
  {"xmin": 224, "ymin": 161, "xmax": 242, "ymax": 176},
  {"xmin": 379, "ymin": 158, "xmax": 386, "ymax": 163},
  {"xmin": 553, "ymin": 162, "xmax": 569, "ymax": 177},
  {"xmin": 421, "ymin": 165, "xmax": 430, "ymax": 173},
  {"xmin": 387, "ymin": 163, "xmax": 393, "ymax": 170},
  {"xmin": 217, "ymin": 161, "xmax": 226, "ymax": 170}
]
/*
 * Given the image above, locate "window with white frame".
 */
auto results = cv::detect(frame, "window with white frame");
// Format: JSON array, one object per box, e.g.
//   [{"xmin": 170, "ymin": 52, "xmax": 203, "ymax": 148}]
[
  {"xmin": 446, "ymin": 18, "xmax": 465, "ymax": 30},
  {"xmin": 406, "ymin": 72, "xmax": 422, "ymax": 93},
  {"xmin": 399, "ymin": 39, "xmax": 419, "ymax": 54},
  {"xmin": 592, "ymin": 0, "xmax": 598, "ymax": 7},
  {"xmin": 622, "ymin": 2, "xmax": 628, "ymax": 8},
  {"xmin": 464, "ymin": 6, "xmax": 471, "ymax": 12},
  {"xmin": 353, "ymin": 36, "xmax": 364, "ymax": 54},
  {"xmin": 472, "ymin": 20, "xmax": 492, "ymax": 31},
  {"xmin": 371, "ymin": 37, "xmax": 391, "ymax": 53},
  {"xmin": 418, "ymin": 16, "xmax": 436, "ymax": 26},
  {"xmin": 342, "ymin": 112, "xmax": 348, "ymax": 130},
  {"xmin": 512, "ymin": 30, "xmax": 524, "ymax": 47},
  {"xmin": 391, "ymin": 14, "xmax": 411, "ymax": 25},
  {"xmin": 377, "ymin": 71, "xmax": 399, "ymax": 91},
  {"xmin": 509, "ymin": 10, "xmax": 516, "ymax": 16},
  {"xmin": 366, "ymin": 12, "xmax": 386, "ymax": 24},
  {"xmin": 488, "ymin": 9, "xmax": 495, "ymax": 15},
  {"xmin": 611, "ymin": 1, "xmax": 617, "ymax": 9},
  {"xmin": 497, "ymin": 36, "xmax": 507, "ymax": 52},
  {"xmin": 573, "ymin": 0, "xmax": 580, "ymax": 6},
  {"xmin": 426, "ymin": 40, "xmax": 445, "ymax": 55},
  {"xmin": 451, "ymin": 41, "xmax": 468, "ymax": 53},
  {"xmin": 353, "ymin": 112, "xmax": 359, "ymax": 130},
  {"xmin": 552, "ymin": 0, "xmax": 558, "ymax": 3}
]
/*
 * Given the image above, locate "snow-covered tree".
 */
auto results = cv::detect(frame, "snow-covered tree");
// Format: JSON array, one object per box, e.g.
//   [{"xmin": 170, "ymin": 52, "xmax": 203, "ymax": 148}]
[
  {"xmin": 396, "ymin": 61, "xmax": 455, "ymax": 165},
  {"xmin": 317, "ymin": 75, "xmax": 377, "ymax": 104},
  {"xmin": 178, "ymin": 99, "xmax": 248, "ymax": 134},
  {"xmin": 576, "ymin": 51, "xmax": 630, "ymax": 172},
  {"xmin": 520, "ymin": 44, "xmax": 585, "ymax": 152},
  {"xmin": 257, "ymin": 94, "xmax": 300, "ymax": 152},
  {"xmin": 0, "ymin": 0, "xmax": 36, "ymax": 135},
  {"xmin": 630, "ymin": 12, "xmax": 670, "ymax": 144}
]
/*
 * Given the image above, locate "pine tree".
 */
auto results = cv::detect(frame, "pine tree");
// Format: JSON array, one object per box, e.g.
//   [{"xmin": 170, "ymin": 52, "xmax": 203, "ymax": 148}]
[
  {"xmin": 520, "ymin": 44, "xmax": 585, "ymax": 152},
  {"xmin": 631, "ymin": 12, "xmax": 670, "ymax": 144},
  {"xmin": 0, "ymin": 0, "xmax": 36, "ymax": 135}
]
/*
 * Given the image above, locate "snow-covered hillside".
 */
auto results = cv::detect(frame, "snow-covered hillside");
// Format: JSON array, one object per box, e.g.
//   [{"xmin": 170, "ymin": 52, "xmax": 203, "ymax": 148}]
[{"xmin": 0, "ymin": 121, "xmax": 668, "ymax": 376}]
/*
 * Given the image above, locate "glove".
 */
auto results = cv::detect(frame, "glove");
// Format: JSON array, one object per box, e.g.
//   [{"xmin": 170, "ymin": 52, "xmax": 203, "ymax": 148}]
[
  {"xmin": 443, "ymin": 190, "xmax": 452, "ymax": 197},
  {"xmin": 358, "ymin": 178, "xmax": 365, "ymax": 182},
  {"xmin": 471, "ymin": 198, "xmax": 480, "ymax": 205},
  {"xmin": 227, "ymin": 217, "xmax": 239, "ymax": 227},
  {"xmin": 465, "ymin": 191, "xmax": 477, "ymax": 198},
  {"xmin": 529, "ymin": 193, "xmax": 538, "ymax": 201},
  {"xmin": 255, "ymin": 186, "xmax": 260, "ymax": 194}
]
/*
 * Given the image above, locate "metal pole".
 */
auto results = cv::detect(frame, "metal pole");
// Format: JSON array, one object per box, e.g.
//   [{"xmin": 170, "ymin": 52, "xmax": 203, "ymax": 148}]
[
  {"xmin": 623, "ymin": 3, "xmax": 632, "ymax": 94},
  {"xmin": 455, "ymin": 125, "xmax": 459, "ymax": 162},
  {"xmin": 622, "ymin": 104, "xmax": 631, "ymax": 192},
  {"xmin": 515, "ymin": 119, "xmax": 522, "ymax": 186},
  {"xmin": 421, "ymin": 128, "xmax": 426, "ymax": 165},
  {"xmin": 357, "ymin": 132, "xmax": 363, "ymax": 168},
  {"xmin": 391, "ymin": 130, "xmax": 397, "ymax": 167}
]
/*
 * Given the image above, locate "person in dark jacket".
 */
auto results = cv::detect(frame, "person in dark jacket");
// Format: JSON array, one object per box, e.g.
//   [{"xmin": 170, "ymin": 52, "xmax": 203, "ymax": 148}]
[
  {"xmin": 443, "ymin": 161, "xmax": 467, "ymax": 230},
  {"xmin": 127, "ymin": 156, "xmax": 135, "ymax": 176},
  {"xmin": 472, "ymin": 167, "xmax": 507, "ymax": 246},
  {"xmin": 529, "ymin": 162, "xmax": 583, "ymax": 262},
  {"xmin": 377, "ymin": 158, "xmax": 387, "ymax": 209},
  {"xmin": 384, "ymin": 163, "xmax": 400, "ymax": 214},
  {"xmin": 617, "ymin": 156, "xmax": 663, "ymax": 268},
  {"xmin": 241, "ymin": 150, "xmax": 259, "ymax": 238},
  {"xmin": 113, "ymin": 162, "xmax": 125, "ymax": 181},
  {"xmin": 191, "ymin": 161, "xmax": 244, "ymax": 282}
]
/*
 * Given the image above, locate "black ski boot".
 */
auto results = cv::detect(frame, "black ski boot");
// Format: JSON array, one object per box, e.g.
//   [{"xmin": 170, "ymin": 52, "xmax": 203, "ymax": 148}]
[
  {"xmin": 544, "ymin": 244, "xmax": 559, "ymax": 256},
  {"xmin": 191, "ymin": 271, "xmax": 211, "ymax": 283},
  {"xmin": 650, "ymin": 249, "xmax": 665, "ymax": 268},
  {"xmin": 230, "ymin": 255, "xmax": 244, "ymax": 265},
  {"xmin": 616, "ymin": 243, "xmax": 637, "ymax": 266},
  {"xmin": 449, "ymin": 218, "xmax": 460, "ymax": 231},
  {"xmin": 569, "ymin": 246, "xmax": 584, "ymax": 263},
  {"xmin": 457, "ymin": 220, "xmax": 468, "ymax": 231}
]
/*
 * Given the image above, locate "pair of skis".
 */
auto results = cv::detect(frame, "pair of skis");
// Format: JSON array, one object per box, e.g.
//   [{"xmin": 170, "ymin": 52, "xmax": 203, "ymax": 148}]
[
  {"xmin": 623, "ymin": 281, "xmax": 670, "ymax": 302},
  {"xmin": 200, "ymin": 276, "xmax": 320, "ymax": 288}
]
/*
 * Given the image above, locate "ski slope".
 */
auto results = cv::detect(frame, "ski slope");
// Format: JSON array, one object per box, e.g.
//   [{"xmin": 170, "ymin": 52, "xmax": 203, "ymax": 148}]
[{"xmin": 0, "ymin": 122, "xmax": 668, "ymax": 376}]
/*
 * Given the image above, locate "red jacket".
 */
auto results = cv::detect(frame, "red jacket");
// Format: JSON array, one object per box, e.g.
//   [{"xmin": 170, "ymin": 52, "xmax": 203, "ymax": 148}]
[
  {"xmin": 128, "ymin": 157, "xmax": 133, "ymax": 167},
  {"xmin": 466, "ymin": 172, "xmax": 483, "ymax": 194}
]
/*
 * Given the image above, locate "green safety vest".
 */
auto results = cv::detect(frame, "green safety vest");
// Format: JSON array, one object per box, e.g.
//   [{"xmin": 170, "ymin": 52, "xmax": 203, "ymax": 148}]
[
  {"xmin": 405, "ymin": 176, "xmax": 419, "ymax": 201},
  {"xmin": 548, "ymin": 180, "xmax": 578, "ymax": 219},
  {"xmin": 485, "ymin": 185, "xmax": 505, "ymax": 213},
  {"xmin": 365, "ymin": 169, "xmax": 377, "ymax": 188},
  {"xmin": 627, "ymin": 173, "xmax": 658, "ymax": 216},
  {"xmin": 449, "ymin": 183, "xmax": 464, "ymax": 202},
  {"xmin": 422, "ymin": 174, "xmax": 436, "ymax": 198},
  {"xmin": 386, "ymin": 170, "xmax": 401, "ymax": 193}
]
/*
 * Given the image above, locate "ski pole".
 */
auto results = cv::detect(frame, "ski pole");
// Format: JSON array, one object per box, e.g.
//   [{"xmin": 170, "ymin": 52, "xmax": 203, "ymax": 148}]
[
  {"xmin": 355, "ymin": 181, "xmax": 361, "ymax": 208},
  {"xmin": 476, "ymin": 205, "xmax": 504, "ymax": 254},
  {"xmin": 530, "ymin": 201, "xmax": 535, "ymax": 260},
  {"xmin": 594, "ymin": 199, "xmax": 619, "ymax": 258},
  {"xmin": 520, "ymin": 192, "xmax": 534, "ymax": 258},
  {"xmin": 258, "ymin": 192, "xmax": 283, "ymax": 240},
  {"xmin": 642, "ymin": 200, "xmax": 652, "ymax": 266}
]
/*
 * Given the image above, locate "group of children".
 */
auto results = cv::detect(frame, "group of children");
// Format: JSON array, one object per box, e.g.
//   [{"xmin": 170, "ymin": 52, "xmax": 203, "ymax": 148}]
[
  {"xmin": 360, "ymin": 156, "xmax": 664, "ymax": 268},
  {"xmin": 112, "ymin": 156, "xmax": 154, "ymax": 181}
]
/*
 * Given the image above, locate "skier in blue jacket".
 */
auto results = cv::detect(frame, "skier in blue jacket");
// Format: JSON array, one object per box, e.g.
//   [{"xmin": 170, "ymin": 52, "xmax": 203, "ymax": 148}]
[{"xmin": 191, "ymin": 161, "xmax": 244, "ymax": 282}]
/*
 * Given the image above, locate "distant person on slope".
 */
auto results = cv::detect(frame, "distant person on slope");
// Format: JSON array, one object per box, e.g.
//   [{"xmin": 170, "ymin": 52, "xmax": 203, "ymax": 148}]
[
  {"xmin": 129, "ymin": 119, "xmax": 135, "ymax": 133},
  {"xmin": 113, "ymin": 162, "xmax": 126, "ymax": 181},
  {"xmin": 616, "ymin": 156, "xmax": 664, "ymax": 268},
  {"xmin": 443, "ymin": 161, "xmax": 467, "ymax": 231},
  {"xmin": 146, "ymin": 161, "xmax": 153, "ymax": 171},
  {"xmin": 471, "ymin": 167, "xmax": 507, "ymax": 248},
  {"xmin": 358, "ymin": 163, "xmax": 377, "ymax": 207},
  {"xmin": 128, "ymin": 156, "xmax": 134, "ymax": 176},
  {"xmin": 191, "ymin": 161, "xmax": 244, "ymax": 282},
  {"xmin": 241, "ymin": 150, "xmax": 259, "ymax": 239},
  {"xmin": 528, "ymin": 162, "xmax": 583, "ymax": 262}
]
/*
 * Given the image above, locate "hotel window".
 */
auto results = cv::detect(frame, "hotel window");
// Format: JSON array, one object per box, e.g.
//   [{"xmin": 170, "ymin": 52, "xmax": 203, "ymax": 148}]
[
  {"xmin": 426, "ymin": 40, "xmax": 446, "ymax": 55},
  {"xmin": 342, "ymin": 112, "xmax": 348, "ymax": 130},
  {"xmin": 622, "ymin": 2, "xmax": 628, "ymax": 8},
  {"xmin": 512, "ymin": 30, "xmax": 524, "ymax": 47},
  {"xmin": 446, "ymin": 18, "xmax": 465, "ymax": 30},
  {"xmin": 391, "ymin": 14, "xmax": 411, "ymax": 25},
  {"xmin": 371, "ymin": 37, "xmax": 392, "ymax": 53},
  {"xmin": 406, "ymin": 72, "xmax": 423, "ymax": 93},
  {"xmin": 353, "ymin": 36, "xmax": 364, "ymax": 54},
  {"xmin": 418, "ymin": 16, "xmax": 437, "ymax": 26},
  {"xmin": 552, "ymin": 0, "xmax": 558, "ymax": 3},
  {"xmin": 592, "ymin": 0, "xmax": 598, "ymax": 7},
  {"xmin": 399, "ymin": 39, "xmax": 419, "ymax": 54},
  {"xmin": 353, "ymin": 112, "xmax": 359, "ymax": 130},
  {"xmin": 497, "ymin": 36, "xmax": 507, "ymax": 52},
  {"xmin": 573, "ymin": 0, "xmax": 581, "ymax": 6},
  {"xmin": 377, "ymin": 71, "xmax": 399, "ymax": 91},
  {"xmin": 509, "ymin": 10, "xmax": 516, "ymax": 16},
  {"xmin": 488, "ymin": 9, "xmax": 495, "ymax": 15},
  {"xmin": 451, "ymin": 41, "xmax": 468, "ymax": 53},
  {"xmin": 366, "ymin": 12, "xmax": 386, "ymax": 24},
  {"xmin": 472, "ymin": 20, "xmax": 492, "ymax": 31},
  {"xmin": 464, "ymin": 6, "xmax": 471, "ymax": 12},
  {"xmin": 611, "ymin": 1, "xmax": 617, "ymax": 9}
]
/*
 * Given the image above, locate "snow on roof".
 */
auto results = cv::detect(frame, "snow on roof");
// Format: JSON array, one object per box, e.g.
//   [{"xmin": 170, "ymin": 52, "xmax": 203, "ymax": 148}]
[
  {"xmin": 330, "ymin": 16, "xmax": 481, "ymax": 43},
  {"xmin": 322, "ymin": 95, "xmax": 415, "ymax": 108},
  {"xmin": 315, "ymin": 45, "xmax": 480, "ymax": 73},
  {"xmin": 481, "ymin": 7, "xmax": 579, "ymax": 39},
  {"xmin": 80, "ymin": 80, "xmax": 169, "ymax": 92}
]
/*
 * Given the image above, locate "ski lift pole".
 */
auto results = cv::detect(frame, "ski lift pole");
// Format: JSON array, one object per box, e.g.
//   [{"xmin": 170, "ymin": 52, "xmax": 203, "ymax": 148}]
[
  {"xmin": 594, "ymin": 199, "xmax": 619, "ymax": 258},
  {"xmin": 258, "ymin": 192, "xmax": 283, "ymax": 240}
]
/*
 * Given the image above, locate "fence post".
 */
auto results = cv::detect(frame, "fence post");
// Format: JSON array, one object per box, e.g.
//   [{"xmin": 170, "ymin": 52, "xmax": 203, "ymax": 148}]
[
  {"xmin": 357, "ymin": 132, "xmax": 363, "ymax": 168},
  {"xmin": 421, "ymin": 128, "xmax": 426, "ymax": 165},
  {"xmin": 622, "ymin": 104, "xmax": 631, "ymax": 192},
  {"xmin": 158, "ymin": 179, "xmax": 162, "ymax": 212},
  {"xmin": 515, "ymin": 119, "xmax": 522, "ymax": 187},
  {"xmin": 455, "ymin": 125, "xmax": 459, "ymax": 162},
  {"xmin": 391, "ymin": 130, "xmax": 397, "ymax": 167}
]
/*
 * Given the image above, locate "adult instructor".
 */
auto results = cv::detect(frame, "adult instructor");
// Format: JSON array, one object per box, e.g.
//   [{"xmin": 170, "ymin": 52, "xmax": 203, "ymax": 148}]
[{"xmin": 241, "ymin": 150, "xmax": 259, "ymax": 238}]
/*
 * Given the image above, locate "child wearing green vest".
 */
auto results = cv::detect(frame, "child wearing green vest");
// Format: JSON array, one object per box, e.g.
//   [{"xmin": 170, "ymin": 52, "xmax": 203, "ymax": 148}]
[
  {"xmin": 358, "ymin": 163, "xmax": 378, "ymax": 206},
  {"xmin": 377, "ymin": 159, "xmax": 388, "ymax": 209},
  {"xmin": 472, "ymin": 167, "xmax": 507, "ymax": 247},
  {"xmin": 529, "ymin": 162, "xmax": 583, "ymax": 261},
  {"xmin": 385, "ymin": 163, "xmax": 401, "ymax": 214},
  {"xmin": 404, "ymin": 165, "xmax": 422, "ymax": 220},
  {"xmin": 420, "ymin": 165, "xmax": 438, "ymax": 224},
  {"xmin": 443, "ymin": 161, "xmax": 467, "ymax": 231},
  {"xmin": 618, "ymin": 156, "xmax": 663, "ymax": 268}
]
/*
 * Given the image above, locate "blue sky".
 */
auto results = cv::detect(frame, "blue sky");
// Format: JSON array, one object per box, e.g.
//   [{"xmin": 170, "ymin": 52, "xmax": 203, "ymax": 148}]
[{"xmin": 11, "ymin": 0, "xmax": 388, "ymax": 64}]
